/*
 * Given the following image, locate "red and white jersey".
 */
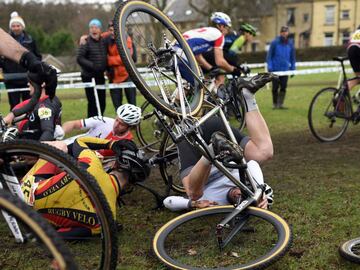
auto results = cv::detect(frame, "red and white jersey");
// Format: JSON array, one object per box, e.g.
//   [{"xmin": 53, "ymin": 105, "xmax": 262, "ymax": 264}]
[
  {"xmin": 182, "ymin": 27, "xmax": 224, "ymax": 55},
  {"xmin": 348, "ymin": 29, "xmax": 360, "ymax": 48},
  {"xmin": 65, "ymin": 116, "xmax": 133, "ymax": 156}
]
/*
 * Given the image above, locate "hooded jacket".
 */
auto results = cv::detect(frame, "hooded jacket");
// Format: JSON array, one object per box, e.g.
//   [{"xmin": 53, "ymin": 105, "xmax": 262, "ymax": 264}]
[{"xmin": 266, "ymin": 36, "xmax": 296, "ymax": 72}]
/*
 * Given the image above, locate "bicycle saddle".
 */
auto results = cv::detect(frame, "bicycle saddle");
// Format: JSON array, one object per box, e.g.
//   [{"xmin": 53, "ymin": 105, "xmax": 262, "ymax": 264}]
[
  {"xmin": 237, "ymin": 73, "xmax": 278, "ymax": 94},
  {"xmin": 333, "ymin": 56, "xmax": 348, "ymax": 62}
]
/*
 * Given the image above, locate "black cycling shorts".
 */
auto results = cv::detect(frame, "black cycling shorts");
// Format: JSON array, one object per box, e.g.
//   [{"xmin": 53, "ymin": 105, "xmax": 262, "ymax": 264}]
[
  {"xmin": 177, "ymin": 116, "xmax": 249, "ymax": 180},
  {"xmin": 202, "ymin": 49, "xmax": 239, "ymax": 69},
  {"xmin": 348, "ymin": 45, "xmax": 360, "ymax": 72}
]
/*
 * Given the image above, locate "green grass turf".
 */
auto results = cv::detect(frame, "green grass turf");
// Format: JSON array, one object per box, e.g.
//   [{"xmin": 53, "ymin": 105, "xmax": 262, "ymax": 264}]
[{"xmin": 0, "ymin": 71, "xmax": 360, "ymax": 269}]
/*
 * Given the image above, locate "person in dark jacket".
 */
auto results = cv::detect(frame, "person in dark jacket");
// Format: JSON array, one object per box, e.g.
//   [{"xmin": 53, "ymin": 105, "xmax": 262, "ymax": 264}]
[
  {"xmin": 0, "ymin": 12, "xmax": 42, "ymax": 110},
  {"xmin": 77, "ymin": 19, "xmax": 107, "ymax": 117},
  {"xmin": 266, "ymin": 26, "xmax": 296, "ymax": 109}
]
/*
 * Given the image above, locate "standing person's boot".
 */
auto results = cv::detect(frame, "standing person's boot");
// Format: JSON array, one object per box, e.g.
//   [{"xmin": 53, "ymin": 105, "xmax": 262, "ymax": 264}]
[{"xmin": 278, "ymin": 92, "xmax": 288, "ymax": 109}]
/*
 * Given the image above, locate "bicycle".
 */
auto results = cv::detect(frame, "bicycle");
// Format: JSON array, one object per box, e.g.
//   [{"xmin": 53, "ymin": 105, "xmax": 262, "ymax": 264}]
[
  {"xmin": 339, "ymin": 237, "xmax": 360, "ymax": 264},
  {"xmin": 0, "ymin": 189, "xmax": 77, "ymax": 270},
  {"xmin": 0, "ymin": 84, "xmax": 118, "ymax": 269},
  {"xmin": 308, "ymin": 56, "xmax": 360, "ymax": 142},
  {"xmin": 114, "ymin": 1, "xmax": 292, "ymax": 269}
]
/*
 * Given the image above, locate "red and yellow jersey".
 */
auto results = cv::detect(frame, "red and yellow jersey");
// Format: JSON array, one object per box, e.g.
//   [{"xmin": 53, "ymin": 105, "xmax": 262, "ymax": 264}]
[{"xmin": 21, "ymin": 137, "xmax": 120, "ymax": 235}]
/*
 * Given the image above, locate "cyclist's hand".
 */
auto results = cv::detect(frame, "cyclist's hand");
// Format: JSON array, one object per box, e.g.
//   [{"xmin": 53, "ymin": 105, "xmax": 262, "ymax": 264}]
[
  {"xmin": 239, "ymin": 64, "xmax": 251, "ymax": 75},
  {"xmin": 208, "ymin": 66, "xmax": 221, "ymax": 78},
  {"xmin": 2, "ymin": 126, "xmax": 19, "ymax": 142},
  {"xmin": 20, "ymin": 52, "xmax": 58, "ymax": 99},
  {"xmin": 257, "ymin": 196, "xmax": 268, "ymax": 209},
  {"xmin": 191, "ymin": 200, "xmax": 218, "ymax": 209},
  {"xmin": 231, "ymin": 67, "xmax": 242, "ymax": 77},
  {"xmin": 111, "ymin": 139, "xmax": 138, "ymax": 155}
]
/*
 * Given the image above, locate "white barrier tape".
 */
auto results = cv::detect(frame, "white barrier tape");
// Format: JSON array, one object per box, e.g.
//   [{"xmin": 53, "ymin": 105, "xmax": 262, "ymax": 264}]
[{"xmin": 0, "ymin": 67, "xmax": 355, "ymax": 93}]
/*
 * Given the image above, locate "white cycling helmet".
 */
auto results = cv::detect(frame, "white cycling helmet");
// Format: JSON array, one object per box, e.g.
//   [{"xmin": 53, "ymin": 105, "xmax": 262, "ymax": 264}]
[
  {"xmin": 116, "ymin": 104, "xmax": 142, "ymax": 126},
  {"xmin": 210, "ymin": 12, "xmax": 232, "ymax": 27}
]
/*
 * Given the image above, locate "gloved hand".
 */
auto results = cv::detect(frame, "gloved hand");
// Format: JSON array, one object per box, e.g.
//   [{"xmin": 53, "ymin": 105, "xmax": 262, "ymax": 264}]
[
  {"xmin": 231, "ymin": 67, "xmax": 242, "ymax": 77},
  {"xmin": 111, "ymin": 139, "xmax": 138, "ymax": 156},
  {"xmin": 2, "ymin": 127, "xmax": 19, "ymax": 142},
  {"xmin": 239, "ymin": 64, "xmax": 251, "ymax": 75},
  {"xmin": 208, "ymin": 66, "xmax": 221, "ymax": 78},
  {"xmin": 20, "ymin": 52, "xmax": 58, "ymax": 99}
]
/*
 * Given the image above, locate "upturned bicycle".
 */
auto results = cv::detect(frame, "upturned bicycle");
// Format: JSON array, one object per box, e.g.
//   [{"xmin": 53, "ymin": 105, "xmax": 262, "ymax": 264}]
[{"xmin": 114, "ymin": 1, "xmax": 292, "ymax": 269}]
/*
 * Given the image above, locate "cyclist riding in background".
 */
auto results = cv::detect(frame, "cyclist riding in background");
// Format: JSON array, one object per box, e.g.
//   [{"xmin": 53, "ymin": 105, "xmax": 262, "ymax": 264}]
[
  {"xmin": 21, "ymin": 136, "xmax": 150, "ymax": 239},
  {"xmin": 0, "ymin": 27, "xmax": 57, "ymax": 99},
  {"xmin": 227, "ymin": 23, "xmax": 257, "ymax": 58},
  {"xmin": 3, "ymin": 73, "xmax": 62, "ymax": 141},
  {"xmin": 62, "ymin": 103, "xmax": 141, "ymax": 156},
  {"xmin": 179, "ymin": 12, "xmax": 245, "ymax": 86}
]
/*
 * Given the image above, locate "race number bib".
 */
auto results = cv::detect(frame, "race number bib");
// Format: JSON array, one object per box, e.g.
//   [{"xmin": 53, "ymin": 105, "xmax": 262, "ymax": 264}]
[
  {"xmin": 21, "ymin": 175, "xmax": 39, "ymax": 206},
  {"xmin": 38, "ymin": 107, "xmax": 52, "ymax": 119}
]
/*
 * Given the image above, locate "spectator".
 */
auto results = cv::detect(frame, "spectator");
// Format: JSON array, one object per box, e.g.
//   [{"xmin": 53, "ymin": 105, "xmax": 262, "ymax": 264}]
[
  {"xmin": 0, "ymin": 11, "xmax": 42, "ymax": 110},
  {"xmin": 105, "ymin": 20, "xmax": 137, "ymax": 109},
  {"xmin": 266, "ymin": 26, "xmax": 296, "ymax": 109},
  {"xmin": 77, "ymin": 18, "xmax": 107, "ymax": 117}
]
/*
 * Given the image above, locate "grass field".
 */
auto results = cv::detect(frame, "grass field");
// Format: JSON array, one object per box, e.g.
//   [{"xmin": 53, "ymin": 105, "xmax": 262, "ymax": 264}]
[{"xmin": 1, "ymin": 71, "xmax": 360, "ymax": 269}]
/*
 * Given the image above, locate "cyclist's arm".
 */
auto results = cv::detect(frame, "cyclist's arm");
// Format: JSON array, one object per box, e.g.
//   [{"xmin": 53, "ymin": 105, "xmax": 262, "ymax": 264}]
[
  {"xmin": 214, "ymin": 48, "xmax": 235, "ymax": 73},
  {"xmin": 62, "ymin": 120, "xmax": 82, "ymax": 134},
  {"xmin": 195, "ymin": 54, "xmax": 212, "ymax": 71},
  {"xmin": 229, "ymin": 35, "xmax": 245, "ymax": 55},
  {"xmin": 38, "ymin": 106, "xmax": 57, "ymax": 141},
  {"xmin": 0, "ymin": 28, "xmax": 27, "ymax": 62},
  {"xmin": 72, "ymin": 136, "xmax": 112, "ymax": 158}
]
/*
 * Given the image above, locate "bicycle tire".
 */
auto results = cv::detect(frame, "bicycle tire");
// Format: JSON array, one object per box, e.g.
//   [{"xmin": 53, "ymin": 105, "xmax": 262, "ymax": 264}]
[
  {"xmin": 308, "ymin": 87, "xmax": 351, "ymax": 142},
  {"xmin": 226, "ymin": 92, "xmax": 246, "ymax": 132},
  {"xmin": 0, "ymin": 140, "xmax": 118, "ymax": 269},
  {"xmin": 159, "ymin": 132, "xmax": 184, "ymax": 193},
  {"xmin": 136, "ymin": 100, "xmax": 170, "ymax": 152},
  {"xmin": 339, "ymin": 237, "xmax": 360, "ymax": 264},
  {"xmin": 0, "ymin": 189, "xmax": 77, "ymax": 270},
  {"xmin": 153, "ymin": 205, "xmax": 292, "ymax": 270},
  {"xmin": 114, "ymin": 0, "xmax": 204, "ymax": 119}
]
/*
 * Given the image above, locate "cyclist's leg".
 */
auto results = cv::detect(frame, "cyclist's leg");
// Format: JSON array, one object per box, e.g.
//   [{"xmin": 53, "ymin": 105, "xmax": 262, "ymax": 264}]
[{"xmin": 347, "ymin": 46, "xmax": 360, "ymax": 90}]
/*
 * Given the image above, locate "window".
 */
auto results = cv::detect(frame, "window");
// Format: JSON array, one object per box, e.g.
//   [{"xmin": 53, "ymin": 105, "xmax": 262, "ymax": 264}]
[
  {"xmin": 342, "ymin": 31, "xmax": 350, "ymax": 44},
  {"xmin": 251, "ymin": 42, "xmax": 258, "ymax": 52},
  {"xmin": 287, "ymin": 8, "xmax": 295, "ymax": 26},
  {"xmin": 341, "ymin": 10, "xmax": 350, "ymax": 20},
  {"xmin": 303, "ymin": 13, "xmax": 309, "ymax": 23},
  {"xmin": 325, "ymin": 5, "xmax": 335, "ymax": 25},
  {"xmin": 324, "ymin": 32, "xmax": 334, "ymax": 46}
]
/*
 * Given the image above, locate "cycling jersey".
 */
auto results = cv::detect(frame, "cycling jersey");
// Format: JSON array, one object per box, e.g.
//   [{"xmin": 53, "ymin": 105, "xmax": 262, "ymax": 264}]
[
  {"xmin": 348, "ymin": 29, "xmax": 360, "ymax": 49},
  {"xmin": 66, "ymin": 116, "xmax": 133, "ymax": 156},
  {"xmin": 182, "ymin": 27, "xmax": 224, "ymax": 55},
  {"xmin": 229, "ymin": 35, "xmax": 246, "ymax": 55},
  {"xmin": 13, "ymin": 95, "xmax": 62, "ymax": 141},
  {"xmin": 21, "ymin": 137, "xmax": 120, "ymax": 236}
]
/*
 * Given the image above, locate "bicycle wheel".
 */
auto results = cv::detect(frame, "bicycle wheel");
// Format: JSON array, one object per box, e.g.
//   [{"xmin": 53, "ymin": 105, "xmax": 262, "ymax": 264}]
[
  {"xmin": 153, "ymin": 205, "xmax": 292, "ymax": 270},
  {"xmin": 308, "ymin": 87, "xmax": 351, "ymax": 142},
  {"xmin": 227, "ymin": 92, "xmax": 246, "ymax": 132},
  {"xmin": 0, "ymin": 189, "xmax": 77, "ymax": 270},
  {"xmin": 159, "ymin": 133, "xmax": 184, "ymax": 193},
  {"xmin": 136, "ymin": 100, "xmax": 171, "ymax": 152},
  {"xmin": 0, "ymin": 140, "xmax": 117, "ymax": 269},
  {"xmin": 339, "ymin": 237, "xmax": 360, "ymax": 264},
  {"xmin": 114, "ymin": 0, "xmax": 204, "ymax": 119}
]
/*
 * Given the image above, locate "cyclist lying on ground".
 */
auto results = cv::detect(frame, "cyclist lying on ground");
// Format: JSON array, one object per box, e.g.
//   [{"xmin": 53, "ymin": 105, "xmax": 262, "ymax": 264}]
[
  {"xmin": 21, "ymin": 136, "xmax": 149, "ymax": 238},
  {"xmin": 164, "ymin": 75, "xmax": 274, "ymax": 211},
  {"xmin": 3, "ymin": 73, "xmax": 62, "ymax": 141},
  {"xmin": 0, "ymin": 27, "xmax": 57, "ymax": 99},
  {"xmin": 62, "ymin": 103, "xmax": 141, "ymax": 156}
]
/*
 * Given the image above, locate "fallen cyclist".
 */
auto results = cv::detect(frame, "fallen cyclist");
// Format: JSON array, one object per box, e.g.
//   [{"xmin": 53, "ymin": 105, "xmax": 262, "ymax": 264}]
[
  {"xmin": 164, "ymin": 73, "xmax": 276, "ymax": 211},
  {"xmin": 20, "ymin": 137, "xmax": 150, "ymax": 238}
]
